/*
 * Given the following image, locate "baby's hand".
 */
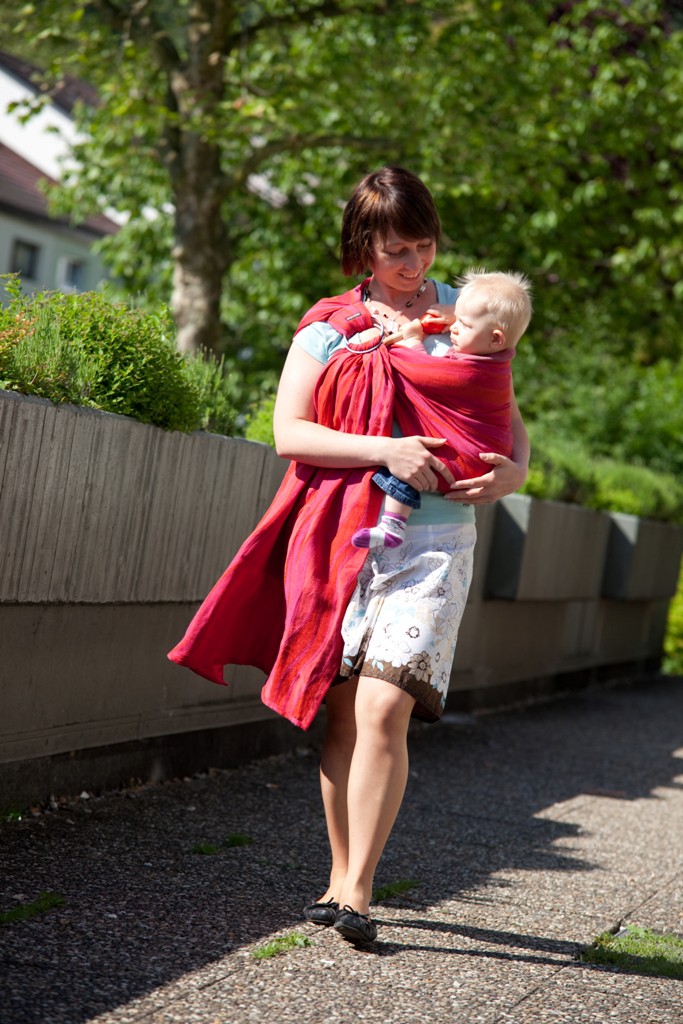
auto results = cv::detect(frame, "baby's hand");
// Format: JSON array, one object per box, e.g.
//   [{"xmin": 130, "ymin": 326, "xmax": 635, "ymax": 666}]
[
  {"xmin": 400, "ymin": 318, "xmax": 425, "ymax": 346},
  {"xmin": 420, "ymin": 304, "xmax": 455, "ymax": 334},
  {"xmin": 384, "ymin": 318, "xmax": 424, "ymax": 348}
]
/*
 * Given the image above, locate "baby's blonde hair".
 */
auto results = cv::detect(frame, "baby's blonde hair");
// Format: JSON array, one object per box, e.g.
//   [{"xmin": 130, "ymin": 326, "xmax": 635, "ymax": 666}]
[{"xmin": 456, "ymin": 268, "xmax": 533, "ymax": 346}]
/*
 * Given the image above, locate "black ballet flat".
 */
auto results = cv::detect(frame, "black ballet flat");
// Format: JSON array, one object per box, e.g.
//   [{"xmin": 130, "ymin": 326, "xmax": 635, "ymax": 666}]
[
  {"xmin": 333, "ymin": 904, "xmax": 378, "ymax": 944},
  {"xmin": 303, "ymin": 898, "xmax": 339, "ymax": 926}
]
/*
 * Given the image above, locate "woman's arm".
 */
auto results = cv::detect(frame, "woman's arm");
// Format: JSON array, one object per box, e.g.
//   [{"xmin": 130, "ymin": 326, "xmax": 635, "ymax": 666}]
[
  {"xmin": 273, "ymin": 342, "xmax": 456, "ymax": 489},
  {"xmin": 445, "ymin": 383, "xmax": 530, "ymax": 504}
]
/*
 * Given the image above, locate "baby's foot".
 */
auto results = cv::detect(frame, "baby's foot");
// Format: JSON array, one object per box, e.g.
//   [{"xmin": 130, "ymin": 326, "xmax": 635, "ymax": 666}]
[{"xmin": 352, "ymin": 514, "xmax": 407, "ymax": 550}]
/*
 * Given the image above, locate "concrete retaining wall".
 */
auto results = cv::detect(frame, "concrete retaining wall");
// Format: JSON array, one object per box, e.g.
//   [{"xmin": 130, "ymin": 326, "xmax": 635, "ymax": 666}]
[{"xmin": 1, "ymin": 389, "xmax": 681, "ymax": 806}]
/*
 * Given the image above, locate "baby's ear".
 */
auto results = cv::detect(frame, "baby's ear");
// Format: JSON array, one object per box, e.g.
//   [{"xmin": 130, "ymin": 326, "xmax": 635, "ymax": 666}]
[{"xmin": 491, "ymin": 329, "xmax": 506, "ymax": 349}]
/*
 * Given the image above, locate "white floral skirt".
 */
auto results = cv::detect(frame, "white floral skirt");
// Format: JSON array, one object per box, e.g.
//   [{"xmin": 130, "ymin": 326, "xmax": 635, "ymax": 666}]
[{"xmin": 337, "ymin": 521, "xmax": 477, "ymax": 721}]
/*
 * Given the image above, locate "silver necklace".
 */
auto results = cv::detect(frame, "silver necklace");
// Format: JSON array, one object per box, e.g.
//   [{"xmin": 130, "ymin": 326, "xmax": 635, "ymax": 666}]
[{"xmin": 365, "ymin": 280, "xmax": 427, "ymax": 333}]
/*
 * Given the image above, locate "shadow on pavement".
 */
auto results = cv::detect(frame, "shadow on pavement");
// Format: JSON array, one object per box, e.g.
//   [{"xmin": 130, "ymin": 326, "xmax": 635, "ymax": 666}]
[{"xmin": 1, "ymin": 674, "xmax": 681, "ymax": 1023}]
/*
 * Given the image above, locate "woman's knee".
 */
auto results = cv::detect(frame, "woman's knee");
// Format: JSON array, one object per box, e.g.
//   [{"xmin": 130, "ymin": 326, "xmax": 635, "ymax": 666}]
[{"xmin": 355, "ymin": 677, "xmax": 415, "ymax": 738}]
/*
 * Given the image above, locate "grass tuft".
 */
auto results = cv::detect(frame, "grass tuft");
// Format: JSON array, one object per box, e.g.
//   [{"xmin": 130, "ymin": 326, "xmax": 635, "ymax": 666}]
[
  {"xmin": 0, "ymin": 892, "xmax": 65, "ymax": 925},
  {"xmin": 580, "ymin": 925, "xmax": 683, "ymax": 979},
  {"xmin": 224, "ymin": 833, "xmax": 253, "ymax": 847},
  {"xmin": 191, "ymin": 833, "xmax": 254, "ymax": 855},
  {"xmin": 373, "ymin": 878, "xmax": 421, "ymax": 902},
  {"xmin": 190, "ymin": 842, "xmax": 223, "ymax": 855},
  {"xmin": 252, "ymin": 932, "xmax": 312, "ymax": 960}
]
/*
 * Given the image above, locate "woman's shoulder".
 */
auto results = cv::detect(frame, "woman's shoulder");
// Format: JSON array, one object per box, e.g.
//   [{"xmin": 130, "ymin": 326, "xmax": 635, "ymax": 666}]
[
  {"xmin": 293, "ymin": 320, "xmax": 347, "ymax": 365},
  {"xmin": 433, "ymin": 280, "xmax": 458, "ymax": 303},
  {"xmin": 292, "ymin": 281, "xmax": 370, "ymax": 365}
]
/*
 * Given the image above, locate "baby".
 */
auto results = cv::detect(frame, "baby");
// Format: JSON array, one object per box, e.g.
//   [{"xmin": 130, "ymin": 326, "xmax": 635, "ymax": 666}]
[{"xmin": 352, "ymin": 269, "xmax": 532, "ymax": 550}]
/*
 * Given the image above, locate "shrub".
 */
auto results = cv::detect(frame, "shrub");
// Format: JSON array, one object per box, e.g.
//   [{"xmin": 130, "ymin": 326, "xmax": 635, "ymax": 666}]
[
  {"xmin": 517, "ymin": 345, "xmax": 683, "ymax": 480},
  {"xmin": 183, "ymin": 349, "xmax": 238, "ymax": 437},
  {"xmin": 0, "ymin": 299, "xmax": 99, "ymax": 405},
  {"xmin": 523, "ymin": 430, "xmax": 683, "ymax": 524},
  {"xmin": 243, "ymin": 394, "xmax": 276, "ymax": 446},
  {"xmin": 522, "ymin": 439, "xmax": 599, "ymax": 508},
  {"xmin": 592, "ymin": 460, "xmax": 683, "ymax": 523},
  {"xmin": 0, "ymin": 277, "xmax": 237, "ymax": 435},
  {"xmin": 663, "ymin": 566, "xmax": 683, "ymax": 676}
]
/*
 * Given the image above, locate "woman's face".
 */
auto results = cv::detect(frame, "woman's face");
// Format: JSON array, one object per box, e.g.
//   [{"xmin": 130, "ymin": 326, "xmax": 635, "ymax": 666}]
[{"xmin": 370, "ymin": 230, "xmax": 437, "ymax": 294}]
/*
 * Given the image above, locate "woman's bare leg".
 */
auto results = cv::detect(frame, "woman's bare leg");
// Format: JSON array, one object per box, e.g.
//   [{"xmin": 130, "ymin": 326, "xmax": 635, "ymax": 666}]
[
  {"xmin": 316, "ymin": 677, "xmax": 358, "ymax": 903},
  {"xmin": 337, "ymin": 676, "xmax": 416, "ymax": 915}
]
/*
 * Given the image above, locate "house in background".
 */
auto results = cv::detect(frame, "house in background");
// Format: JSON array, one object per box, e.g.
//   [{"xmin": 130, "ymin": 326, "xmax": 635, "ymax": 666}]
[{"xmin": 0, "ymin": 50, "xmax": 118, "ymax": 297}]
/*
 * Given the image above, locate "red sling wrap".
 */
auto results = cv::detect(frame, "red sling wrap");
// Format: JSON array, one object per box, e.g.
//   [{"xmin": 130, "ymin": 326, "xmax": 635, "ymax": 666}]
[{"xmin": 167, "ymin": 286, "xmax": 513, "ymax": 730}]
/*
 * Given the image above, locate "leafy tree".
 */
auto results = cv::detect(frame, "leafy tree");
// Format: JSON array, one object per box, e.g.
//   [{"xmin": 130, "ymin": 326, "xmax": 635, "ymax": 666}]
[
  {"xmin": 4, "ymin": 0, "xmax": 683, "ymax": 478},
  {"xmin": 408, "ymin": 1, "xmax": 683, "ymax": 476},
  {"xmin": 4, "ymin": 0, "xmax": 417, "ymax": 357}
]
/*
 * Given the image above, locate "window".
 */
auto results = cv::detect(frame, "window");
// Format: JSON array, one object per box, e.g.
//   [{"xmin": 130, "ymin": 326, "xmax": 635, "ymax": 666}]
[
  {"xmin": 10, "ymin": 239, "xmax": 40, "ymax": 279},
  {"xmin": 57, "ymin": 256, "xmax": 86, "ymax": 292}
]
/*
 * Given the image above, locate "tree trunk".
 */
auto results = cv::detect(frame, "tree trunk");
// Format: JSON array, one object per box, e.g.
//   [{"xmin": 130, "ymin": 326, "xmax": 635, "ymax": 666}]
[
  {"xmin": 168, "ymin": 0, "xmax": 232, "ymax": 355},
  {"xmin": 171, "ymin": 155, "xmax": 228, "ymax": 355}
]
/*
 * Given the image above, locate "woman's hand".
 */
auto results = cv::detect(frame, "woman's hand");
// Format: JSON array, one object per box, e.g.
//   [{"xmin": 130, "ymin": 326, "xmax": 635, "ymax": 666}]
[
  {"xmin": 384, "ymin": 436, "xmax": 457, "ymax": 492},
  {"xmin": 447, "ymin": 394, "xmax": 530, "ymax": 503},
  {"xmin": 445, "ymin": 452, "xmax": 528, "ymax": 504},
  {"xmin": 274, "ymin": 346, "xmax": 456, "ymax": 480}
]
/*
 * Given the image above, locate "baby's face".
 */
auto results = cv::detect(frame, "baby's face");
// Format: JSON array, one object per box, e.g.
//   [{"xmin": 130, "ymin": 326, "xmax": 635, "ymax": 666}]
[{"xmin": 449, "ymin": 293, "xmax": 499, "ymax": 354}]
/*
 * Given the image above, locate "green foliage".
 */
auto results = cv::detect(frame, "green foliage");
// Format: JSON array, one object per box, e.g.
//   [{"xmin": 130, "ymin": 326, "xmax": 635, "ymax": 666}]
[
  {"xmin": 0, "ymin": 278, "xmax": 238, "ymax": 434},
  {"xmin": 592, "ymin": 461, "xmax": 683, "ymax": 521},
  {"xmin": 190, "ymin": 842, "xmax": 223, "ymax": 856},
  {"xmin": 242, "ymin": 394, "xmax": 683, "ymax": 524},
  {"xmin": 427, "ymin": 2, "xmax": 683, "ymax": 359},
  {"xmin": 663, "ymin": 566, "xmax": 683, "ymax": 675},
  {"xmin": 580, "ymin": 925, "xmax": 683, "ymax": 979},
  {"xmin": 373, "ymin": 879, "xmax": 421, "ymax": 903},
  {"xmin": 224, "ymin": 833, "xmax": 253, "ymax": 848},
  {"xmin": 182, "ymin": 349, "xmax": 238, "ymax": 437},
  {"xmin": 252, "ymin": 932, "xmax": 312, "ymax": 961},
  {"xmin": 517, "ymin": 348, "xmax": 683, "ymax": 481},
  {"xmin": 0, "ymin": 892, "xmax": 65, "ymax": 926},
  {"xmin": 190, "ymin": 833, "xmax": 253, "ymax": 855},
  {"xmin": 523, "ymin": 431, "xmax": 683, "ymax": 524},
  {"xmin": 0, "ymin": 298, "xmax": 98, "ymax": 406},
  {"xmin": 243, "ymin": 395, "xmax": 277, "ymax": 447},
  {"xmin": 4, "ymin": 0, "xmax": 683, "ymax": 476}
]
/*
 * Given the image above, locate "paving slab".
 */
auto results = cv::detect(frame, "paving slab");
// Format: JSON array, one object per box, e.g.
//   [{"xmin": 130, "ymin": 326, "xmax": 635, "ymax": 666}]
[{"xmin": 1, "ymin": 674, "xmax": 683, "ymax": 1024}]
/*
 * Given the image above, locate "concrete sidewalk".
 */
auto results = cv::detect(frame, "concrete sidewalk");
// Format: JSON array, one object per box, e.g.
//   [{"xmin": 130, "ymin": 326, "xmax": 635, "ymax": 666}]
[{"xmin": 2, "ymin": 675, "xmax": 682, "ymax": 1024}]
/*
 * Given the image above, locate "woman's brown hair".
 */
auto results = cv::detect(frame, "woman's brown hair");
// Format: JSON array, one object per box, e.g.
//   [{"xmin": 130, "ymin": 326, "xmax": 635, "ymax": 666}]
[{"xmin": 340, "ymin": 166, "xmax": 441, "ymax": 277}]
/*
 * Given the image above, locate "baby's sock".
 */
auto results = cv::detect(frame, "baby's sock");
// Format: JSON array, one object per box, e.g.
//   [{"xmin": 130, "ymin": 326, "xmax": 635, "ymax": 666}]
[{"xmin": 352, "ymin": 513, "xmax": 407, "ymax": 550}]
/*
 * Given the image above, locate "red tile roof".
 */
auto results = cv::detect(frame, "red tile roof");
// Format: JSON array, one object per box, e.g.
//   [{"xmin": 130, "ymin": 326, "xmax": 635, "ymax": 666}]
[
  {"xmin": 0, "ymin": 142, "xmax": 118, "ymax": 236},
  {"xmin": 0, "ymin": 49, "xmax": 99, "ymax": 114}
]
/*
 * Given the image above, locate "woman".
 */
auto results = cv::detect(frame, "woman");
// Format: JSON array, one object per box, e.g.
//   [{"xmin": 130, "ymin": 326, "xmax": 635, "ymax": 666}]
[
  {"xmin": 169, "ymin": 165, "xmax": 528, "ymax": 944},
  {"xmin": 273, "ymin": 166, "xmax": 529, "ymax": 943}
]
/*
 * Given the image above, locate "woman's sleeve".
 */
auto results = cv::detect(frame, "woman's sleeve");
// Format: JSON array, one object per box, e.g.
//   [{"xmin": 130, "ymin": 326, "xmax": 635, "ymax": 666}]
[
  {"xmin": 435, "ymin": 282, "xmax": 459, "ymax": 304},
  {"xmin": 292, "ymin": 322, "xmax": 341, "ymax": 365}
]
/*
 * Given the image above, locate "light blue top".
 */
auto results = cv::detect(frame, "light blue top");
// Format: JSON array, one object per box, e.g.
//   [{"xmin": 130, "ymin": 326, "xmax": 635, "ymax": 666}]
[{"xmin": 293, "ymin": 279, "xmax": 475, "ymax": 526}]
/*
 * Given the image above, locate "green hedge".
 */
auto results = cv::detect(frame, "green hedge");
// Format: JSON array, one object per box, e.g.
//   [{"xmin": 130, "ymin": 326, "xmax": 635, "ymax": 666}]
[
  {"xmin": 243, "ymin": 396, "xmax": 683, "ymax": 526},
  {"xmin": 0, "ymin": 277, "xmax": 236, "ymax": 435},
  {"xmin": 3, "ymin": 277, "xmax": 682, "ymax": 529},
  {"xmin": 2, "ymin": 280, "xmax": 681, "ymax": 670},
  {"xmin": 522, "ymin": 429, "xmax": 683, "ymax": 525},
  {"xmin": 243, "ymin": 394, "xmax": 277, "ymax": 445},
  {"xmin": 663, "ymin": 567, "xmax": 683, "ymax": 676}
]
